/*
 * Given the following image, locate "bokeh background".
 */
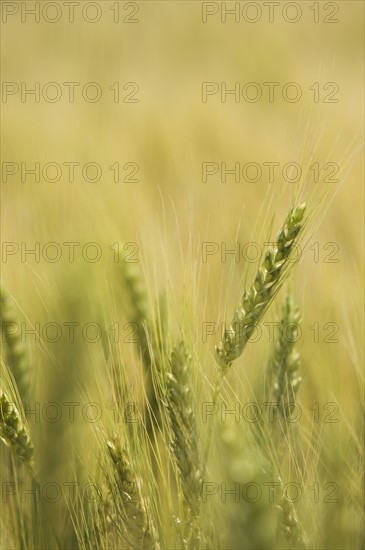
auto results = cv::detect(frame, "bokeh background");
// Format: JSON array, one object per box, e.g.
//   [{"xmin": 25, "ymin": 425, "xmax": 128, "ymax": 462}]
[{"xmin": 1, "ymin": 1, "xmax": 364, "ymax": 549}]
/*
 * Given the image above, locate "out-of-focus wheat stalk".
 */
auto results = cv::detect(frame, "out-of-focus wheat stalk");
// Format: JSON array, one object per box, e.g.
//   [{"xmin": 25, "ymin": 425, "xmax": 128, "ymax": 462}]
[
  {"xmin": 0, "ymin": 385, "xmax": 35, "ymax": 478},
  {"xmin": 275, "ymin": 475, "xmax": 306, "ymax": 550},
  {"xmin": 118, "ymin": 250, "xmax": 161, "ymax": 436},
  {"xmin": 166, "ymin": 342, "xmax": 202, "ymax": 549},
  {"xmin": 106, "ymin": 435, "xmax": 160, "ymax": 550},
  {"xmin": 0, "ymin": 287, "xmax": 30, "ymax": 405},
  {"xmin": 265, "ymin": 295, "xmax": 306, "ymax": 549},
  {"xmin": 267, "ymin": 294, "xmax": 302, "ymax": 422}
]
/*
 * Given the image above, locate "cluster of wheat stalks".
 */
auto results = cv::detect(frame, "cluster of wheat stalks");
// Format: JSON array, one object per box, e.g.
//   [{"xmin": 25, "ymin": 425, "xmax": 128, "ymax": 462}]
[{"xmin": 1, "ymin": 201, "xmax": 361, "ymax": 549}]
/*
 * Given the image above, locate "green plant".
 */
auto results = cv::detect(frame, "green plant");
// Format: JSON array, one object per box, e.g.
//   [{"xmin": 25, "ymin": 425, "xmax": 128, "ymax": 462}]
[
  {"xmin": 267, "ymin": 294, "xmax": 302, "ymax": 422},
  {"xmin": 264, "ymin": 295, "xmax": 305, "ymax": 549},
  {"xmin": 166, "ymin": 342, "xmax": 202, "ymax": 548},
  {"xmin": 106, "ymin": 435, "xmax": 160, "ymax": 550},
  {"xmin": 0, "ymin": 287, "xmax": 30, "ymax": 405},
  {"xmin": 0, "ymin": 386, "xmax": 35, "ymax": 477},
  {"xmin": 119, "ymin": 251, "xmax": 161, "ymax": 436},
  {"xmin": 216, "ymin": 203, "xmax": 306, "ymax": 374}
]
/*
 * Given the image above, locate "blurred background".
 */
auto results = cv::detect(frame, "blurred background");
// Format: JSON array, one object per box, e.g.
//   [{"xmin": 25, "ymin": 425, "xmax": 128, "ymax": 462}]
[{"xmin": 1, "ymin": 1, "xmax": 364, "ymax": 548}]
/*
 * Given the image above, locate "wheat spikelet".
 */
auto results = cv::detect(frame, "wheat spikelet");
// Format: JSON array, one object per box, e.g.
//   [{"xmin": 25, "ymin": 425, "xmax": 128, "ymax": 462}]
[
  {"xmin": 267, "ymin": 294, "xmax": 302, "ymax": 421},
  {"xmin": 0, "ymin": 287, "xmax": 30, "ymax": 405},
  {"xmin": 216, "ymin": 203, "xmax": 306, "ymax": 372},
  {"xmin": 167, "ymin": 342, "xmax": 202, "ymax": 549},
  {"xmin": 106, "ymin": 436, "xmax": 160, "ymax": 550},
  {"xmin": 0, "ymin": 387, "xmax": 35, "ymax": 476}
]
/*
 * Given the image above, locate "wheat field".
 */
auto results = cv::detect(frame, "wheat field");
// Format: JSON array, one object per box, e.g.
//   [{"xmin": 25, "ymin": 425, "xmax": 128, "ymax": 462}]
[{"xmin": 1, "ymin": 2, "xmax": 364, "ymax": 549}]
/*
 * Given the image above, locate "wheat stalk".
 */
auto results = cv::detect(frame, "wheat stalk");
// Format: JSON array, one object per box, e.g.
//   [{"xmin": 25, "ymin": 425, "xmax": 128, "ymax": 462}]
[
  {"xmin": 0, "ymin": 287, "xmax": 30, "ymax": 405},
  {"xmin": 216, "ymin": 203, "xmax": 306, "ymax": 373},
  {"xmin": 106, "ymin": 435, "xmax": 160, "ymax": 550},
  {"xmin": 275, "ymin": 474, "xmax": 306, "ymax": 549},
  {"xmin": 203, "ymin": 204, "xmax": 307, "ymax": 487},
  {"xmin": 267, "ymin": 294, "xmax": 302, "ymax": 421},
  {"xmin": 120, "ymin": 260, "xmax": 150, "ymax": 364},
  {"xmin": 0, "ymin": 387, "xmax": 35, "ymax": 477},
  {"xmin": 269, "ymin": 296, "xmax": 305, "ymax": 548},
  {"xmin": 220, "ymin": 427, "xmax": 278, "ymax": 550},
  {"xmin": 166, "ymin": 342, "xmax": 202, "ymax": 549},
  {"xmin": 119, "ymin": 252, "xmax": 161, "ymax": 436}
]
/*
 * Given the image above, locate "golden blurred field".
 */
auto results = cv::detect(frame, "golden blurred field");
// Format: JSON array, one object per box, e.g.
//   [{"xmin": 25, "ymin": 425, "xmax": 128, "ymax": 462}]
[{"xmin": 1, "ymin": 1, "xmax": 364, "ymax": 549}]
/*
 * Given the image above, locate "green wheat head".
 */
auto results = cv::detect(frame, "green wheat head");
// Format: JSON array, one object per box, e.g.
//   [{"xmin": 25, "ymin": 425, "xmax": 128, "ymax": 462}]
[
  {"xmin": 216, "ymin": 203, "xmax": 306, "ymax": 372},
  {"xmin": 119, "ymin": 250, "xmax": 162, "ymax": 436},
  {"xmin": 106, "ymin": 435, "xmax": 160, "ymax": 550},
  {"xmin": 0, "ymin": 387, "xmax": 35, "ymax": 477},
  {"xmin": 166, "ymin": 341, "xmax": 202, "ymax": 548},
  {"xmin": 267, "ymin": 294, "xmax": 302, "ymax": 421}
]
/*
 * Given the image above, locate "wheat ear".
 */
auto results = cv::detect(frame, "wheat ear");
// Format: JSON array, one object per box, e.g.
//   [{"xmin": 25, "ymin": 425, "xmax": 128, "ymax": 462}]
[
  {"xmin": 106, "ymin": 436, "xmax": 160, "ymax": 550},
  {"xmin": 167, "ymin": 342, "xmax": 202, "ymax": 549},
  {"xmin": 120, "ymin": 258, "xmax": 150, "ymax": 363},
  {"xmin": 203, "ymin": 204, "xmax": 306, "ymax": 478},
  {"xmin": 275, "ymin": 474, "xmax": 306, "ymax": 549},
  {"xmin": 119, "ymin": 254, "xmax": 161, "ymax": 435},
  {"xmin": 0, "ymin": 387, "xmax": 35, "ymax": 476},
  {"xmin": 216, "ymin": 203, "xmax": 306, "ymax": 372},
  {"xmin": 267, "ymin": 294, "xmax": 302, "ymax": 421},
  {"xmin": 266, "ymin": 296, "xmax": 306, "ymax": 548}
]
